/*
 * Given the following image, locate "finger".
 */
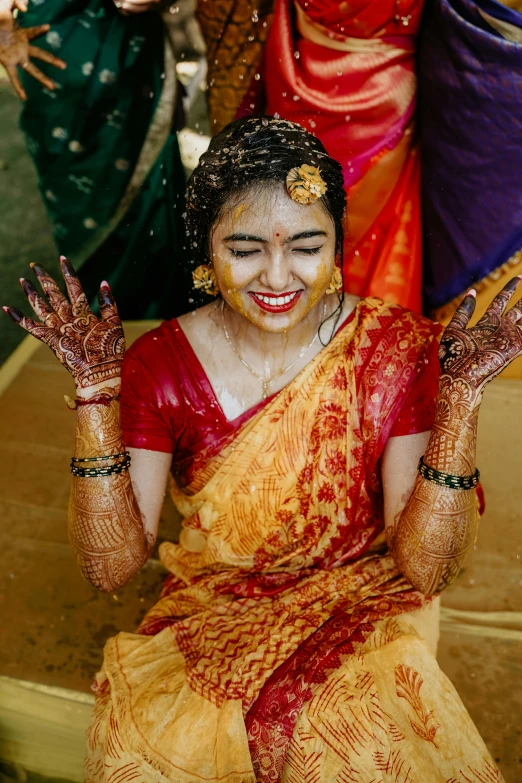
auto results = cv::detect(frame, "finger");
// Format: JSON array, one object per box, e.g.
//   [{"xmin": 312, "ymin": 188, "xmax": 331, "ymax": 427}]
[
  {"xmin": 14, "ymin": 0, "xmax": 28, "ymax": 11},
  {"xmin": 22, "ymin": 60, "xmax": 56, "ymax": 91},
  {"xmin": 478, "ymin": 276, "xmax": 521, "ymax": 323},
  {"xmin": 2, "ymin": 305, "xmax": 56, "ymax": 344},
  {"xmin": 448, "ymin": 289, "xmax": 476, "ymax": 331},
  {"xmin": 20, "ymin": 278, "xmax": 62, "ymax": 327},
  {"xmin": 6, "ymin": 66, "xmax": 27, "ymax": 101},
  {"xmin": 504, "ymin": 293, "xmax": 522, "ymax": 324},
  {"xmin": 31, "ymin": 262, "xmax": 73, "ymax": 321},
  {"xmin": 98, "ymin": 281, "xmax": 120, "ymax": 322},
  {"xmin": 60, "ymin": 255, "xmax": 94, "ymax": 318},
  {"xmin": 26, "ymin": 24, "xmax": 50, "ymax": 40},
  {"xmin": 28, "ymin": 45, "xmax": 66, "ymax": 70}
]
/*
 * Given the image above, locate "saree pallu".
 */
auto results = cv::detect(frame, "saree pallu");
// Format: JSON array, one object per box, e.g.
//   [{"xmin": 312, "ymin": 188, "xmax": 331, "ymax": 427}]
[
  {"xmin": 262, "ymin": 0, "xmax": 423, "ymax": 311},
  {"xmin": 86, "ymin": 300, "xmax": 502, "ymax": 782},
  {"xmin": 18, "ymin": 0, "xmax": 189, "ymax": 319},
  {"xmin": 420, "ymin": 0, "xmax": 522, "ymax": 319}
]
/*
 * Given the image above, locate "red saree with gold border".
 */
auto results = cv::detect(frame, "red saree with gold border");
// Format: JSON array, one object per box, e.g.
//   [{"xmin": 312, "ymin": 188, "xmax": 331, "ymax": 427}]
[{"xmin": 86, "ymin": 300, "xmax": 502, "ymax": 782}]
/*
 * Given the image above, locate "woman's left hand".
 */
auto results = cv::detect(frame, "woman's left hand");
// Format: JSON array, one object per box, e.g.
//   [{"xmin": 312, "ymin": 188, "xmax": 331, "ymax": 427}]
[
  {"xmin": 438, "ymin": 276, "xmax": 522, "ymax": 400},
  {"xmin": 0, "ymin": 16, "xmax": 66, "ymax": 100}
]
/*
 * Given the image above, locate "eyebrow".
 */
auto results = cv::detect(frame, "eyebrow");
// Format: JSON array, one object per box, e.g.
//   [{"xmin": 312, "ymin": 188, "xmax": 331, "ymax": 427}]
[{"xmin": 223, "ymin": 230, "xmax": 328, "ymax": 243}]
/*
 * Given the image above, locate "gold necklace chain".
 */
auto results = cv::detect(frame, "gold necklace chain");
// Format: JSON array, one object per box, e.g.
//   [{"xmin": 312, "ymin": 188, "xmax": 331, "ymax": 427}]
[{"xmin": 221, "ymin": 299, "xmax": 326, "ymax": 399}]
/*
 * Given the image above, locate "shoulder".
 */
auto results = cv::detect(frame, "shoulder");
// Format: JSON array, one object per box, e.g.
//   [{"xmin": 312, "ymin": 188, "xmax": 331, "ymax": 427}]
[
  {"xmin": 357, "ymin": 298, "xmax": 443, "ymax": 342},
  {"xmin": 122, "ymin": 319, "xmax": 186, "ymax": 399}
]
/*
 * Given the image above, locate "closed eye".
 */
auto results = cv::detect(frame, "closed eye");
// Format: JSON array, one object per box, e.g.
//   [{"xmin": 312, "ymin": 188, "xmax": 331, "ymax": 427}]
[
  {"xmin": 293, "ymin": 246, "xmax": 322, "ymax": 255},
  {"xmin": 229, "ymin": 248, "xmax": 261, "ymax": 258}
]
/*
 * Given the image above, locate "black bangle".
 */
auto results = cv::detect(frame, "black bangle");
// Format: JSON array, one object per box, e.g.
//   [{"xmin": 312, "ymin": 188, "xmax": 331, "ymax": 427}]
[
  {"xmin": 71, "ymin": 454, "xmax": 131, "ymax": 478},
  {"xmin": 71, "ymin": 451, "xmax": 128, "ymax": 464},
  {"xmin": 418, "ymin": 456, "xmax": 479, "ymax": 490}
]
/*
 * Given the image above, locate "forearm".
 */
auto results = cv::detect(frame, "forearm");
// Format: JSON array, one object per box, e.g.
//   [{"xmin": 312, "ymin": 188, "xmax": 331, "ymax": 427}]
[
  {"xmin": 390, "ymin": 380, "xmax": 480, "ymax": 595},
  {"xmin": 69, "ymin": 393, "xmax": 153, "ymax": 592}
]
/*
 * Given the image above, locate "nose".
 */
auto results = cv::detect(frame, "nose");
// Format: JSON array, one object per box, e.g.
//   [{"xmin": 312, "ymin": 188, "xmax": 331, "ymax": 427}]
[{"xmin": 259, "ymin": 249, "xmax": 293, "ymax": 292}]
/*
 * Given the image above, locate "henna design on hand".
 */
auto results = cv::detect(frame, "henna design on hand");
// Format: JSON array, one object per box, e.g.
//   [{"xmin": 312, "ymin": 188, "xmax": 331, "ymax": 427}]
[
  {"xmin": 0, "ymin": 17, "xmax": 66, "ymax": 101},
  {"xmin": 439, "ymin": 277, "xmax": 522, "ymax": 400},
  {"xmin": 387, "ymin": 281, "xmax": 522, "ymax": 595},
  {"xmin": 4, "ymin": 257, "xmax": 124, "ymax": 391},
  {"xmin": 69, "ymin": 400, "xmax": 153, "ymax": 592}
]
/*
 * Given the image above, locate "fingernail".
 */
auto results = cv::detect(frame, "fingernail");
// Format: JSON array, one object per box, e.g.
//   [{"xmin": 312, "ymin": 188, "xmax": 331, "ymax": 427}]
[
  {"xmin": 20, "ymin": 278, "xmax": 33, "ymax": 294},
  {"xmin": 467, "ymin": 289, "xmax": 476, "ymax": 297},
  {"xmin": 6, "ymin": 307, "xmax": 23, "ymax": 323},
  {"xmin": 101, "ymin": 280, "xmax": 110, "ymax": 288},
  {"xmin": 59, "ymin": 255, "xmax": 67, "ymax": 263},
  {"xmin": 99, "ymin": 285, "xmax": 114, "ymax": 306}
]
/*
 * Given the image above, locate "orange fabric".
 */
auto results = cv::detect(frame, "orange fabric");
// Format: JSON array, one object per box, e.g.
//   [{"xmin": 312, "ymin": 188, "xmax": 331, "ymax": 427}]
[
  {"xmin": 86, "ymin": 300, "xmax": 501, "ymax": 782},
  {"xmin": 344, "ymin": 143, "xmax": 422, "ymax": 311},
  {"xmin": 263, "ymin": 0, "xmax": 423, "ymax": 311}
]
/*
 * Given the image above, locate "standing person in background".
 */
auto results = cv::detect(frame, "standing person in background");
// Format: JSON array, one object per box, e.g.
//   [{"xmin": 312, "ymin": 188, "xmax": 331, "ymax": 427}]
[
  {"xmin": 198, "ymin": 0, "xmax": 424, "ymax": 312},
  {"xmin": 0, "ymin": 0, "xmax": 189, "ymax": 320},
  {"xmin": 420, "ymin": 0, "xmax": 522, "ymax": 331}
]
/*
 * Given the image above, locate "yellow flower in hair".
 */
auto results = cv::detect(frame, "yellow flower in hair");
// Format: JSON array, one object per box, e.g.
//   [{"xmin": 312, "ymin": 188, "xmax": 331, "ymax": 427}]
[
  {"xmin": 192, "ymin": 264, "xmax": 219, "ymax": 296},
  {"xmin": 286, "ymin": 164, "xmax": 327, "ymax": 205}
]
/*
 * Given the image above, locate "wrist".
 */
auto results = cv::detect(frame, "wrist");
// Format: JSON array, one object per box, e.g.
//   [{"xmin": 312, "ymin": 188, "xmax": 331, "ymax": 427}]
[
  {"xmin": 75, "ymin": 376, "xmax": 121, "ymax": 399},
  {"xmin": 437, "ymin": 374, "xmax": 483, "ymax": 411}
]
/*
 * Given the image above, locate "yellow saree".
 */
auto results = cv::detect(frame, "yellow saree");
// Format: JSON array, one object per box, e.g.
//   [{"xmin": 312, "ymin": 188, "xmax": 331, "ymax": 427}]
[{"xmin": 86, "ymin": 300, "xmax": 503, "ymax": 782}]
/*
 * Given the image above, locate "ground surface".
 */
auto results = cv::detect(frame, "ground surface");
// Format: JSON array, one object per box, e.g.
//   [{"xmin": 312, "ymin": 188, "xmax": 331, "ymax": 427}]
[{"xmin": 0, "ymin": 77, "xmax": 60, "ymax": 365}]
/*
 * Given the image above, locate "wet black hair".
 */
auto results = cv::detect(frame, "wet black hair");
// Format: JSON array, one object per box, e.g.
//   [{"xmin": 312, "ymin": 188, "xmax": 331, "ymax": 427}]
[
  {"xmin": 184, "ymin": 115, "xmax": 347, "ymax": 340},
  {"xmin": 184, "ymin": 115, "xmax": 346, "ymax": 264}
]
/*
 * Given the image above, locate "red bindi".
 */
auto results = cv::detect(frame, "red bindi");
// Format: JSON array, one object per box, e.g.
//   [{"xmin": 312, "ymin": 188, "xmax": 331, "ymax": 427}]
[{"xmin": 276, "ymin": 233, "xmax": 280, "ymax": 237}]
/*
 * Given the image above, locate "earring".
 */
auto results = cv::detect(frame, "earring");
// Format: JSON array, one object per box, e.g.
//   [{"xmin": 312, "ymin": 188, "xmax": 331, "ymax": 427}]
[
  {"xmin": 326, "ymin": 266, "xmax": 342, "ymax": 294},
  {"xmin": 192, "ymin": 264, "xmax": 219, "ymax": 297}
]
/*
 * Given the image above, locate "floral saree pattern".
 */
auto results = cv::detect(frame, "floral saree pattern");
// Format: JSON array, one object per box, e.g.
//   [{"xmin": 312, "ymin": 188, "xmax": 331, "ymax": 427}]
[{"xmin": 86, "ymin": 301, "xmax": 503, "ymax": 782}]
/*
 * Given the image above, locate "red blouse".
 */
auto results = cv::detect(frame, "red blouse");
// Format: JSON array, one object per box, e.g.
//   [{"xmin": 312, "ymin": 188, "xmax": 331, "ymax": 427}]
[{"xmin": 121, "ymin": 312, "xmax": 440, "ymax": 469}]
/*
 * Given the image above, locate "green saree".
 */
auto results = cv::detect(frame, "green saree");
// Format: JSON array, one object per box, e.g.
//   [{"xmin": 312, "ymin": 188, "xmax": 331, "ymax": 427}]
[{"xmin": 18, "ymin": 0, "xmax": 189, "ymax": 319}]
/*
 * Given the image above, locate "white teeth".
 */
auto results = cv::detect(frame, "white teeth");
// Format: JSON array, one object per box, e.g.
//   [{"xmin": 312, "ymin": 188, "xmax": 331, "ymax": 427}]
[{"xmin": 255, "ymin": 291, "xmax": 299, "ymax": 305}]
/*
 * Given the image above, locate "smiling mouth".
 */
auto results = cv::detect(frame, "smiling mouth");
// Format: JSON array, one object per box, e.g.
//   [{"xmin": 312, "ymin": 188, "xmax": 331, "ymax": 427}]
[{"xmin": 248, "ymin": 290, "xmax": 303, "ymax": 313}]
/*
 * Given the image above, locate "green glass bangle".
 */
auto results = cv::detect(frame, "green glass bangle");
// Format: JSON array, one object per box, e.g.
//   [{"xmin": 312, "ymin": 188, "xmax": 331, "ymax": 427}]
[
  {"xmin": 418, "ymin": 456, "xmax": 479, "ymax": 490},
  {"xmin": 71, "ymin": 454, "xmax": 131, "ymax": 478},
  {"xmin": 71, "ymin": 451, "xmax": 128, "ymax": 465}
]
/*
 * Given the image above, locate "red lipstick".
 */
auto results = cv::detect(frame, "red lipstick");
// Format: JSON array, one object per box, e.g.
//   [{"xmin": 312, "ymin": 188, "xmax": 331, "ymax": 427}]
[{"xmin": 248, "ymin": 290, "xmax": 303, "ymax": 313}]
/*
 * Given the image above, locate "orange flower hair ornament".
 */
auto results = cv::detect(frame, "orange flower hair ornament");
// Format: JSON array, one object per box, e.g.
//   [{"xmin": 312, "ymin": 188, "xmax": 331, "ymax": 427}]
[
  {"xmin": 286, "ymin": 164, "xmax": 327, "ymax": 205},
  {"xmin": 192, "ymin": 264, "xmax": 219, "ymax": 296}
]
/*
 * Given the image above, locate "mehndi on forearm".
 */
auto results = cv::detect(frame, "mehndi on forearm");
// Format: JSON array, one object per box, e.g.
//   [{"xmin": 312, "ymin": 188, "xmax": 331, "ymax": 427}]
[
  {"xmin": 390, "ymin": 378, "xmax": 480, "ymax": 596},
  {"xmin": 68, "ymin": 397, "xmax": 153, "ymax": 592}
]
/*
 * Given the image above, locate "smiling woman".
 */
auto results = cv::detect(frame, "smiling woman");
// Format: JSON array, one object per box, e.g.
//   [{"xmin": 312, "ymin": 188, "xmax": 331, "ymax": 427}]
[{"xmin": 4, "ymin": 116, "xmax": 521, "ymax": 782}]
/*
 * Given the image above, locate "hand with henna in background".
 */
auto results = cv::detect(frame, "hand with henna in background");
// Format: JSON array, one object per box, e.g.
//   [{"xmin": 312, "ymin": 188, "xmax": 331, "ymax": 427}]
[
  {"xmin": 0, "ymin": 0, "xmax": 66, "ymax": 100},
  {"xmin": 383, "ymin": 276, "xmax": 522, "ymax": 595},
  {"xmin": 3, "ymin": 258, "xmax": 160, "ymax": 592}
]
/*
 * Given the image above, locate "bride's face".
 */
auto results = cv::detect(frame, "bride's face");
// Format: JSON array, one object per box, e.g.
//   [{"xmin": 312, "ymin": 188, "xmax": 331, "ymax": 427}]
[{"xmin": 210, "ymin": 185, "xmax": 337, "ymax": 333}]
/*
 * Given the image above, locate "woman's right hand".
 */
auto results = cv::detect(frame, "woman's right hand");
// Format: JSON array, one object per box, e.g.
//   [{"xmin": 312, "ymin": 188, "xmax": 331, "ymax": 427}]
[
  {"xmin": 0, "ymin": 14, "xmax": 66, "ymax": 100},
  {"xmin": 3, "ymin": 256, "xmax": 125, "ymax": 395}
]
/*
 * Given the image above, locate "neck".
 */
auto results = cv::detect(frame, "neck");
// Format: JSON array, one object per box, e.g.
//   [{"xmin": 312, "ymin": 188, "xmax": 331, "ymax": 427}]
[{"xmin": 221, "ymin": 297, "xmax": 330, "ymax": 378}]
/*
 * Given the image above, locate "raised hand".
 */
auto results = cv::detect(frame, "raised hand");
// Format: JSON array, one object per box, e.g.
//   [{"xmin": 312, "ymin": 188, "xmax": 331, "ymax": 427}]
[
  {"xmin": 0, "ymin": 16, "xmax": 66, "ymax": 100},
  {"xmin": 438, "ymin": 276, "xmax": 522, "ymax": 402},
  {"xmin": 3, "ymin": 257, "xmax": 125, "ymax": 393}
]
